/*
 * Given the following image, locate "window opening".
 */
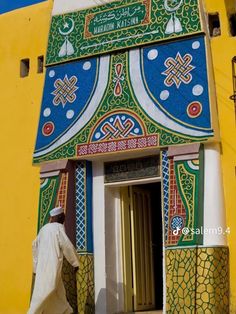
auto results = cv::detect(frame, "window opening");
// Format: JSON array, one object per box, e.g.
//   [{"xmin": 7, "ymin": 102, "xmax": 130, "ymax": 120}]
[
  {"xmin": 37, "ymin": 56, "xmax": 44, "ymax": 73},
  {"xmin": 20, "ymin": 58, "xmax": 30, "ymax": 77},
  {"xmin": 208, "ymin": 13, "xmax": 221, "ymax": 37}
]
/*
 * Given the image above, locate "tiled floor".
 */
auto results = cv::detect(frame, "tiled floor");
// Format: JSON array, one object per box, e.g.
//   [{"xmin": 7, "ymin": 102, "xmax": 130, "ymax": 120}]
[{"xmin": 128, "ymin": 311, "xmax": 163, "ymax": 314}]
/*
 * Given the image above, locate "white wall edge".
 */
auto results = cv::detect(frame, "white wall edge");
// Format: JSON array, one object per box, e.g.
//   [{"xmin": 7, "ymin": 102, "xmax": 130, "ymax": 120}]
[
  {"xmin": 52, "ymin": 0, "xmax": 117, "ymax": 16},
  {"xmin": 203, "ymin": 143, "xmax": 227, "ymax": 246},
  {"xmin": 92, "ymin": 161, "xmax": 107, "ymax": 314}
]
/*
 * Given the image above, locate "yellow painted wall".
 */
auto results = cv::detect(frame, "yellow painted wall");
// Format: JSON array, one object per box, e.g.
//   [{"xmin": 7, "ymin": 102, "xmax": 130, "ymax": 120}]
[
  {"xmin": 0, "ymin": 0, "xmax": 236, "ymax": 313},
  {"xmin": 204, "ymin": 0, "xmax": 236, "ymax": 312},
  {"xmin": 0, "ymin": 2, "xmax": 52, "ymax": 313}
]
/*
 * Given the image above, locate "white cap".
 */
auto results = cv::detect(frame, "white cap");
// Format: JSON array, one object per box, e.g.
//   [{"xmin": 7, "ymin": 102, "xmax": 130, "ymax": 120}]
[{"xmin": 50, "ymin": 206, "xmax": 64, "ymax": 217}]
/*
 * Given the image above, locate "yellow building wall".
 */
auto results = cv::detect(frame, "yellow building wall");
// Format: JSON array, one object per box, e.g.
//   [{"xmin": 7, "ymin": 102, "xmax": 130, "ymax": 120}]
[
  {"xmin": 0, "ymin": 0, "xmax": 236, "ymax": 313},
  {"xmin": 204, "ymin": 0, "xmax": 236, "ymax": 312},
  {"xmin": 0, "ymin": 2, "xmax": 52, "ymax": 313}
]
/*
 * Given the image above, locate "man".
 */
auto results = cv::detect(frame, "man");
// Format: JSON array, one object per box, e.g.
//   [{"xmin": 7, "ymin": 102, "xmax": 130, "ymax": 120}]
[{"xmin": 28, "ymin": 206, "xmax": 79, "ymax": 314}]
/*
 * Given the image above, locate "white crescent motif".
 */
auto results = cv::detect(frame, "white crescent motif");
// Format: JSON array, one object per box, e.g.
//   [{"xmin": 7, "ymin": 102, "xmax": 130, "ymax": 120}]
[
  {"xmin": 59, "ymin": 18, "xmax": 75, "ymax": 36},
  {"xmin": 164, "ymin": 0, "xmax": 183, "ymax": 12}
]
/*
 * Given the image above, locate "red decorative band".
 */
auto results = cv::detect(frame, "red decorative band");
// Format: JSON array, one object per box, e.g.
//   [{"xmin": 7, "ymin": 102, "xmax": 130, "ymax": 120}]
[{"xmin": 77, "ymin": 135, "xmax": 158, "ymax": 157}]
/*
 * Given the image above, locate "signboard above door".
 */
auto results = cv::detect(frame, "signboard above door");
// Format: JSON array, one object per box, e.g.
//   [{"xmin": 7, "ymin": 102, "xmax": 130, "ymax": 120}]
[
  {"xmin": 46, "ymin": 0, "xmax": 202, "ymax": 65},
  {"xmin": 104, "ymin": 155, "xmax": 160, "ymax": 183}
]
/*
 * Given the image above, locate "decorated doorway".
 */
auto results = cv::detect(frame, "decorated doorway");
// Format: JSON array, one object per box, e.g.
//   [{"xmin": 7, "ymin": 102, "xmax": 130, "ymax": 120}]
[{"xmin": 120, "ymin": 183, "xmax": 163, "ymax": 312}]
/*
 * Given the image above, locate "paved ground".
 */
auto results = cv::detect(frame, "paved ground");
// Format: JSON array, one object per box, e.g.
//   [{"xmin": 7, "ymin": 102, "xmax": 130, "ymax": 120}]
[{"xmin": 128, "ymin": 311, "xmax": 163, "ymax": 314}]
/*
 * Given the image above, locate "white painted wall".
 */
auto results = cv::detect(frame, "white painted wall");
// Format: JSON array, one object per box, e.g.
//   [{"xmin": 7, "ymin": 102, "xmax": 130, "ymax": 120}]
[
  {"xmin": 92, "ymin": 162, "xmax": 107, "ymax": 314},
  {"xmin": 93, "ymin": 164, "xmax": 124, "ymax": 314},
  {"xmin": 105, "ymin": 187, "xmax": 124, "ymax": 314},
  {"xmin": 52, "ymin": 0, "xmax": 117, "ymax": 16},
  {"xmin": 203, "ymin": 143, "xmax": 227, "ymax": 246}
]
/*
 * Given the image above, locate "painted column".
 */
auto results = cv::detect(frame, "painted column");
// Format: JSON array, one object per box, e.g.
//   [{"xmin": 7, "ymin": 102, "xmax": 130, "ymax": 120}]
[
  {"xmin": 203, "ymin": 143, "xmax": 227, "ymax": 246},
  {"xmin": 195, "ymin": 143, "xmax": 229, "ymax": 312},
  {"xmin": 75, "ymin": 161, "xmax": 95, "ymax": 314},
  {"xmin": 163, "ymin": 144, "xmax": 202, "ymax": 312},
  {"xmin": 162, "ymin": 144, "xmax": 229, "ymax": 313},
  {"xmin": 37, "ymin": 160, "xmax": 78, "ymax": 312},
  {"xmin": 36, "ymin": 160, "xmax": 95, "ymax": 313}
]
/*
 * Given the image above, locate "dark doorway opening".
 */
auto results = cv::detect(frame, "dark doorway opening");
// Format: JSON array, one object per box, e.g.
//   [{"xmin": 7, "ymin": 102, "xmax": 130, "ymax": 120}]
[{"xmin": 134, "ymin": 182, "xmax": 163, "ymax": 311}]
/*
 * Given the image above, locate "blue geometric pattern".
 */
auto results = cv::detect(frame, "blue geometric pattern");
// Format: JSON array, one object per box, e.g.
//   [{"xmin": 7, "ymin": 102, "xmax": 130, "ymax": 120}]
[
  {"xmin": 142, "ymin": 35, "xmax": 211, "ymax": 130},
  {"xmin": 35, "ymin": 58, "xmax": 98, "ymax": 152},
  {"xmin": 162, "ymin": 150, "xmax": 169, "ymax": 241},
  {"xmin": 75, "ymin": 162, "xmax": 86, "ymax": 251},
  {"xmin": 171, "ymin": 215, "xmax": 184, "ymax": 231}
]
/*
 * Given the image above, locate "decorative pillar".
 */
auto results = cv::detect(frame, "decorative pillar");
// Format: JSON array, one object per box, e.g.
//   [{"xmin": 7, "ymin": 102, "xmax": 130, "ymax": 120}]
[
  {"xmin": 196, "ymin": 143, "xmax": 229, "ymax": 312},
  {"xmin": 37, "ymin": 160, "xmax": 78, "ymax": 313},
  {"xmin": 75, "ymin": 161, "xmax": 95, "ymax": 314},
  {"xmin": 203, "ymin": 143, "xmax": 227, "ymax": 246},
  {"xmin": 162, "ymin": 144, "xmax": 229, "ymax": 313}
]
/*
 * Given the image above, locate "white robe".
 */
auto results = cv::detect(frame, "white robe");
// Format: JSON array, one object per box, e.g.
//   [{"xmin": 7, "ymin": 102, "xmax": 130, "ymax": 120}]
[{"xmin": 28, "ymin": 223, "xmax": 79, "ymax": 314}]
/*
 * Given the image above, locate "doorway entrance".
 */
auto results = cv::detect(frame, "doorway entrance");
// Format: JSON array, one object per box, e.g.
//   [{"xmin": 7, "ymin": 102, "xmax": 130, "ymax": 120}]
[{"xmin": 120, "ymin": 182, "xmax": 163, "ymax": 313}]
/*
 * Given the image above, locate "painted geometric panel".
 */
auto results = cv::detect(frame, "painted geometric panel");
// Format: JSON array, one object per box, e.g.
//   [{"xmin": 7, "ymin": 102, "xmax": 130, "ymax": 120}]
[
  {"xmin": 165, "ymin": 247, "xmax": 229, "ymax": 313},
  {"xmin": 33, "ymin": 37, "xmax": 213, "ymax": 164},
  {"xmin": 75, "ymin": 162, "xmax": 86, "ymax": 252},
  {"xmin": 75, "ymin": 163, "xmax": 95, "ymax": 313},
  {"xmin": 37, "ymin": 176, "xmax": 60, "ymax": 231},
  {"xmin": 161, "ymin": 150, "xmax": 169, "ymax": 242},
  {"xmin": 142, "ymin": 36, "xmax": 211, "ymax": 130},
  {"xmin": 77, "ymin": 108, "xmax": 158, "ymax": 157},
  {"xmin": 196, "ymin": 247, "xmax": 229, "ymax": 313},
  {"xmin": 166, "ymin": 248, "xmax": 197, "ymax": 312},
  {"xmin": 34, "ymin": 58, "xmax": 99, "ymax": 152},
  {"xmin": 162, "ymin": 154, "xmax": 203, "ymax": 246},
  {"xmin": 62, "ymin": 258, "xmax": 78, "ymax": 313},
  {"xmin": 55, "ymin": 172, "xmax": 68, "ymax": 210},
  {"xmin": 90, "ymin": 111, "xmax": 144, "ymax": 141},
  {"xmin": 75, "ymin": 161, "xmax": 93, "ymax": 253},
  {"xmin": 77, "ymin": 135, "xmax": 158, "ymax": 157},
  {"xmin": 46, "ymin": 0, "xmax": 202, "ymax": 65},
  {"xmin": 175, "ymin": 159, "xmax": 202, "ymax": 245},
  {"xmin": 76, "ymin": 255, "xmax": 95, "ymax": 314},
  {"xmin": 166, "ymin": 158, "xmax": 187, "ymax": 246}
]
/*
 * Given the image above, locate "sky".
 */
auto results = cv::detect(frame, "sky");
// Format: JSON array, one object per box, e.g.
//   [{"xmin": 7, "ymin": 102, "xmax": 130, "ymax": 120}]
[{"xmin": 0, "ymin": 0, "xmax": 46, "ymax": 14}]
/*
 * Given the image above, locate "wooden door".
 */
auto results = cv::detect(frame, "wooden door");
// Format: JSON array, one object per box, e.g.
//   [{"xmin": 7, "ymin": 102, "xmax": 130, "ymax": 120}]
[
  {"xmin": 131, "ymin": 186, "xmax": 155, "ymax": 311},
  {"xmin": 121, "ymin": 186, "xmax": 155, "ymax": 312}
]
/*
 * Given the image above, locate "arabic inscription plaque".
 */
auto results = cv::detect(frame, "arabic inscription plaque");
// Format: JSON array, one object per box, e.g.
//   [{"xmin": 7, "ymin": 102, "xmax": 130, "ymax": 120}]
[
  {"xmin": 46, "ymin": 0, "xmax": 202, "ymax": 65},
  {"xmin": 104, "ymin": 155, "xmax": 160, "ymax": 183}
]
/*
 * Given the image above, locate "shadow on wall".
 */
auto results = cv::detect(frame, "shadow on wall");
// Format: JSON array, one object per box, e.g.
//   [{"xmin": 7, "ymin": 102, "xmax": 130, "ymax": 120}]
[{"xmin": 96, "ymin": 281, "xmax": 126, "ymax": 314}]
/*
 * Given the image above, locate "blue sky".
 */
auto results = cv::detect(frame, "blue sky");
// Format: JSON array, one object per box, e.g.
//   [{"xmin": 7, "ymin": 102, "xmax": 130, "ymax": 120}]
[{"xmin": 0, "ymin": 0, "xmax": 46, "ymax": 14}]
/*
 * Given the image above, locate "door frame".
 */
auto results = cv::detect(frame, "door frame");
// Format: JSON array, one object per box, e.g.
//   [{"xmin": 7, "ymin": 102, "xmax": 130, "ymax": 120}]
[{"xmin": 106, "ymin": 177, "xmax": 164, "ymax": 313}]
